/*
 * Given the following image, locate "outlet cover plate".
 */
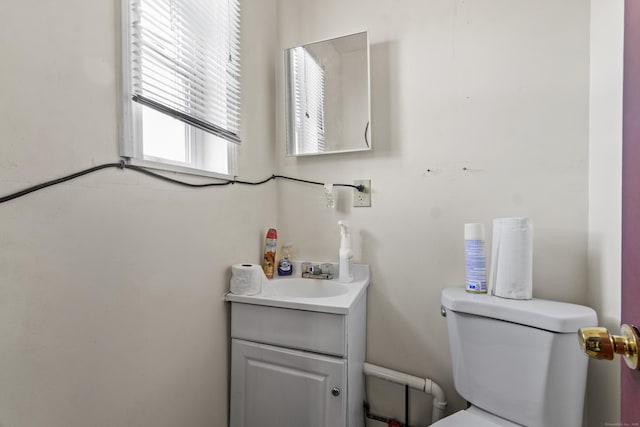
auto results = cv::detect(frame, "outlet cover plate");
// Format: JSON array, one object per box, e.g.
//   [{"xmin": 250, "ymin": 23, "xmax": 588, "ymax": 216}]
[{"xmin": 353, "ymin": 179, "xmax": 371, "ymax": 207}]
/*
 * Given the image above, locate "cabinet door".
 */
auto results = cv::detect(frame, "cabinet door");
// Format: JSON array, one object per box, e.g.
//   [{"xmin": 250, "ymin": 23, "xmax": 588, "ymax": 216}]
[{"xmin": 230, "ymin": 339, "xmax": 346, "ymax": 427}]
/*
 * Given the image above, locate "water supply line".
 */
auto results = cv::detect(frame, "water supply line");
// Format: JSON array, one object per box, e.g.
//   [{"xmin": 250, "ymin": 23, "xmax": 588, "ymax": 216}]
[{"xmin": 363, "ymin": 362, "xmax": 447, "ymax": 425}]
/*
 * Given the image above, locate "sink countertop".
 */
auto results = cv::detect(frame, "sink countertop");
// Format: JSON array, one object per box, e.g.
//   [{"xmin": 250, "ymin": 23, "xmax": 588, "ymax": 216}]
[{"xmin": 225, "ymin": 262, "xmax": 369, "ymax": 314}]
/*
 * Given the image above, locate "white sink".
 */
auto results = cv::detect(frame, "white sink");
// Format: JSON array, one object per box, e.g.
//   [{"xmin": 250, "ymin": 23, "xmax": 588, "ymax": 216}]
[
  {"xmin": 263, "ymin": 278, "xmax": 350, "ymax": 298},
  {"xmin": 225, "ymin": 262, "xmax": 369, "ymax": 314}
]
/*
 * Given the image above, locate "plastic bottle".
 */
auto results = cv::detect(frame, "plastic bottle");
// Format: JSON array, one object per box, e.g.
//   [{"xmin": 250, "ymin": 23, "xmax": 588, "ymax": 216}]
[
  {"xmin": 338, "ymin": 221, "xmax": 354, "ymax": 283},
  {"xmin": 262, "ymin": 228, "xmax": 277, "ymax": 279},
  {"xmin": 464, "ymin": 223, "xmax": 487, "ymax": 293},
  {"xmin": 277, "ymin": 244, "xmax": 293, "ymax": 276}
]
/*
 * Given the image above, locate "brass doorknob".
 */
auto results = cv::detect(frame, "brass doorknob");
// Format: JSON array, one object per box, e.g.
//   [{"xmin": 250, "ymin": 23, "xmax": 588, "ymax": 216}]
[{"xmin": 578, "ymin": 324, "xmax": 640, "ymax": 370}]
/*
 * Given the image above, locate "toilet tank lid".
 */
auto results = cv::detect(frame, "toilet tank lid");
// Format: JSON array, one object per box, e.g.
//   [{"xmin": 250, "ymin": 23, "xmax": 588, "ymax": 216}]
[{"xmin": 441, "ymin": 288, "xmax": 597, "ymax": 333}]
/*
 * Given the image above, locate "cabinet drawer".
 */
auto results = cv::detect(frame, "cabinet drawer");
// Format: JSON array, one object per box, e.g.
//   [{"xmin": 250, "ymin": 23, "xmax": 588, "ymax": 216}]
[{"xmin": 230, "ymin": 303, "xmax": 346, "ymax": 356}]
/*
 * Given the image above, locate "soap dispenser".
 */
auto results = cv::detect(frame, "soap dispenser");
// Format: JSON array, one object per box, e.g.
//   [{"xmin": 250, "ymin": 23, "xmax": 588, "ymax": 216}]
[
  {"xmin": 277, "ymin": 244, "xmax": 293, "ymax": 276},
  {"xmin": 338, "ymin": 221, "xmax": 354, "ymax": 283}
]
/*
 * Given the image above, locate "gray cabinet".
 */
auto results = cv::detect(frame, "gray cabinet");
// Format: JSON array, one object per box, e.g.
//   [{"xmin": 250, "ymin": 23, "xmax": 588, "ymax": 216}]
[
  {"xmin": 228, "ymin": 294, "xmax": 366, "ymax": 427},
  {"xmin": 231, "ymin": 339, "xmax": 346, "ymax": 427}
]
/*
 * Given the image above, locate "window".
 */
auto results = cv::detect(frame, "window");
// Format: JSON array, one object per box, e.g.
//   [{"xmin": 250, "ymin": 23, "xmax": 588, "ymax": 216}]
[
  {"xmin": 289, "ymin": 47, "xmax": 326, "ymax": 154},
  {"xmin": 120, "ymin": 0, "xmax": 241, "ymax": 178}
]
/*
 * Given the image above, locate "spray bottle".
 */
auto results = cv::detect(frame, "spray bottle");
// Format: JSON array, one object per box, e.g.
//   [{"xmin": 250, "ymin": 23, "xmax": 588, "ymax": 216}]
[
  {"xmin": 338, "ymin": 221, "xmax": 354, "ymax": 283},
  {"xmin": 464, "ymin": 223, "xmax": 486, "ymax": 293},
  {"xmin": 262, "ymin": 228, "xmax": 277, "ymax": 279}
]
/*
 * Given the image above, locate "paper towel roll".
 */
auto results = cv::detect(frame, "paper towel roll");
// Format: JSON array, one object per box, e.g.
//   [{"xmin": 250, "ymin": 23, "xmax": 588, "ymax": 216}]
[
  {"xmin": 489, "ymin": 217, "xmax": 533, "ymax": 300},
  {"xmin": 230, "ymin": 264, "xmax": 264, "ymax": 295}
]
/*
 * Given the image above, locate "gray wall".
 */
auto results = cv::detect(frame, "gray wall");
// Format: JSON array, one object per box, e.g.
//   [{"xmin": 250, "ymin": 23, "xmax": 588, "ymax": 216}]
[
  {"xmin": 0, "ymin": 0, "xmax": 277, "ymax": 426},
  {"xmin": 587, "ymin": 1, "xmax": 623, "ymax": 426},
  {"xmin": 276, "ymin": 0, "xmax": 594, "ymax": 423}
]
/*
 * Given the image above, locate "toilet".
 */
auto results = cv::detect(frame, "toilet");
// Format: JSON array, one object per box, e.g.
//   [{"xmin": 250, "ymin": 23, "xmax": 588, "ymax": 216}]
[{"xmin": 435, "ymin": 288, "xmax": 597, "ymax": 427}]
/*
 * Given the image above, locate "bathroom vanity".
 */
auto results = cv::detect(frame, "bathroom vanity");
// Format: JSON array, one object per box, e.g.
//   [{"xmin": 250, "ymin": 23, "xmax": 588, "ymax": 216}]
[{"xmin": 226, "ymin": 263, "xmax": 369, "ymax": 427}]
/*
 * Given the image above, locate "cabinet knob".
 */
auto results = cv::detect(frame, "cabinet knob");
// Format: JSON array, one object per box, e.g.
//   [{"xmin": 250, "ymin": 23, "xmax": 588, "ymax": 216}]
[{"xmin": 331, "ymin": 387, "xmax": 341, "ymax": 397}]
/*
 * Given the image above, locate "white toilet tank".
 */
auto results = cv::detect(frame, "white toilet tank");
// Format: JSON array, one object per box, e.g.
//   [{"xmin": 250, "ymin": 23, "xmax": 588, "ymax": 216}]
[{"xmin": 441, "ymin": 288, "xmax": 597, "ymax": 427}]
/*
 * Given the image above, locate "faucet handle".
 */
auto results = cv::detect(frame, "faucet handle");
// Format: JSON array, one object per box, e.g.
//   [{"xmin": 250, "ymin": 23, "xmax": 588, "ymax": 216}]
[
  {"xmin": 320, "ymin": 263, "xmax": 333, "ymax": 275},
  {"xmin": 301, "ymin": 262, "xmax": 313, "ymax": 274}
]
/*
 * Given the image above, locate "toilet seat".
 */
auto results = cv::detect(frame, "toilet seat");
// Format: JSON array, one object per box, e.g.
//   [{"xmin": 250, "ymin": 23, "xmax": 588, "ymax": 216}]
[{"xmin": 432, "ymin": 406, "xmax": 521, "ymax": 427}]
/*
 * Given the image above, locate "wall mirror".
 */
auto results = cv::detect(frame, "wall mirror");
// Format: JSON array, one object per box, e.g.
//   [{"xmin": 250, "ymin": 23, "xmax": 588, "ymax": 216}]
[{"xmin": 285, "ymin": 31, "xmax": 371, "ymax": 156}]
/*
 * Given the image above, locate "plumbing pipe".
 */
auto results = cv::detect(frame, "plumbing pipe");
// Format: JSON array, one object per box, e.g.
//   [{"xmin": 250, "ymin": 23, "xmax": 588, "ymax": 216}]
[
  {"xmin": 424, "ymin": 377, "xmax": 447, "ymax": 422},
  {"xmin": 363, "ymin": 362, "xmax": 448, "ymax": 424}
]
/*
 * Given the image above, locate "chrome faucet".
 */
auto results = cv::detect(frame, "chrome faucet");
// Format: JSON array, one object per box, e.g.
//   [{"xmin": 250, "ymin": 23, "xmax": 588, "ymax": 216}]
[{"xmin": 301, "ymin": 262, "xmax": 333, "ymax": 280}]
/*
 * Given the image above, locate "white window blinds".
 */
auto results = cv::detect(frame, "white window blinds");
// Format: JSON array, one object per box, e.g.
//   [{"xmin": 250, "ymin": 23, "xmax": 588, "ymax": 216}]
[
  {"xmin": 291, "ymin": 47, "xmax": 326, "ymax": 153},
  {"xmin": 130, "ymin": 0, "xmax": 241, "ymax": 144}
]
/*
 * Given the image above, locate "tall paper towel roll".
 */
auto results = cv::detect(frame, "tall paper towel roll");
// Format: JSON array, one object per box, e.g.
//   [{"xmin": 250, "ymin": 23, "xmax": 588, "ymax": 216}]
[
  {"xmin": 230, "ymin": 264, "xmax": 264, "ymax": 295},
  {"xmin": 489, "ymin": 217, "xmax": 533, "ymax": 300}
]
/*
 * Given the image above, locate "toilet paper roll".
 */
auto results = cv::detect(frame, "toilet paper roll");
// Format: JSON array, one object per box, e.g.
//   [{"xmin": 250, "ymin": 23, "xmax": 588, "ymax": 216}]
[
  {"xmin": 230, "ymin": 264, "xmax": 264, "ymax": 295},
  {"xmin": 489, "ymin": 217, "xmax": 533, "ymax": 300}
]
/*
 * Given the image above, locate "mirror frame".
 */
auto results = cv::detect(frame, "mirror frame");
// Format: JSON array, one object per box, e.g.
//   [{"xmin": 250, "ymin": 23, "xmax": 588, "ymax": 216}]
[{"xmin": 284, "ymin": 31, "xmax": 371, "ymax": 157}]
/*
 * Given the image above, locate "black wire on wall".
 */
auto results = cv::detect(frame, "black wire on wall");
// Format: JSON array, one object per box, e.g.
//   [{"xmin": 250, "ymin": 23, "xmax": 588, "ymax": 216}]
[{"xmin": 0, "ymin": 160, "xmax": 364, "ymax": 205}]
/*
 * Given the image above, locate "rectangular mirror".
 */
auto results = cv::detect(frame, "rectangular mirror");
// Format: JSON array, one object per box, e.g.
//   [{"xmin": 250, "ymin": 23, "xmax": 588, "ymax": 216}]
[{"xmin": 285, "ymin": 31, "xmax": 371, "ymax": 156}]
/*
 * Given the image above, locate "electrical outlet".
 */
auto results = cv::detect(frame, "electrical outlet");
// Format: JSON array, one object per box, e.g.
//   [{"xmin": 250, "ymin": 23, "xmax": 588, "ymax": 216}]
[{"xmin": 353, "ymin": 179, "xmax": 371, "ymax": 207}]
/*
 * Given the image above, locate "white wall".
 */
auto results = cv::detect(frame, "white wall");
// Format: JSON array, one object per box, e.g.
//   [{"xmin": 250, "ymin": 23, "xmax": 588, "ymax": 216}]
[
  {"xmin": 276, "ymin": 0, "xmax": 591, "ymax": 422},
  {"xmin": 587, "ymin": 1, "xmax": 624, "ymax": 426},
  {"xmin": 0, "ymin": 0, "xmax": 276, "ymax": 426}
]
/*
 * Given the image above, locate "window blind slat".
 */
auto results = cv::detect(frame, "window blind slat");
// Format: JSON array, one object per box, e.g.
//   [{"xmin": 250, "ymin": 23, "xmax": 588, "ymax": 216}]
[
  {"xmin": 135, "ymin": 38, "xmax": 237, "ymax": 85},
  {"xmin": 133, "ymin": 94, "xmax": 241, "ymax": 144},
  {"xmin": 133, "ymin": 44, "xmax": 232, "ymax": 100},
  {"xmin": 131, "ymin": 0, "xmax": 241, "ymax": 144}
]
